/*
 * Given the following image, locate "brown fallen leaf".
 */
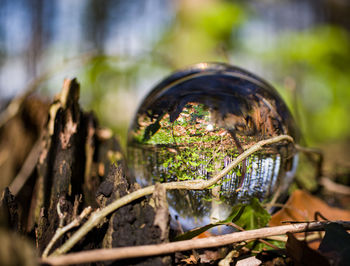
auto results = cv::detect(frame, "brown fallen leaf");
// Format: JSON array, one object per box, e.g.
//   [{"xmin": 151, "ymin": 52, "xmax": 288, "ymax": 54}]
[
  {"xmin": 181, "ymin": 254, "xmax": 198, "ymax": 264},
  {"xmin": 270, "ymin": 190, "xmax": 350, "ymax": 249},
  {"xmin": 270, "ymin": 190, "xmax": 350, "ymax": 226}
]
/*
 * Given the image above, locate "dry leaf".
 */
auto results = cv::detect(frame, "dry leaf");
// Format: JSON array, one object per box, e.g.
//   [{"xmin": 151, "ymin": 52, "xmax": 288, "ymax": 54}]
[
  {"xmin": 181, "ymin": 254, "xmax": 198, "ymax": 264},
  {"xmin": 270, "ymin": 190, "xmax": 350, "ymax": 226}
]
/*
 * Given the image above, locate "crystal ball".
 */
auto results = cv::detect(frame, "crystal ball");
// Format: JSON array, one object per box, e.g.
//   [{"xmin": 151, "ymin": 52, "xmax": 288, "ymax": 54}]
[{"xmin": 127, "ymin": 62, "xmax": 299, "ymax": 233}]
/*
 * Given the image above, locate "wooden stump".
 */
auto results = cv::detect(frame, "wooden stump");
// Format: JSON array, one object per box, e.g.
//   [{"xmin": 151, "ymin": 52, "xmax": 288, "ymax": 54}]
[{"xmin": 0, "ymin": 78, "xmax": 171, "ymax": 265}]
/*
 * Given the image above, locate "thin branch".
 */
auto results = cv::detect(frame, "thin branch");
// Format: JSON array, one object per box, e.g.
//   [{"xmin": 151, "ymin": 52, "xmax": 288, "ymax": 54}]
[
  {"xmin": 265, "ymin": 185, "xmax": 282, "ymax": 212},
  {"xmin": 49, "ymin": 135, "xmax": 293, "ymax": 256},
  {"xmin": 40, "ymin": 220, "xmax": 350, "ymax": 265},
  {"xmin": 9, "ymin": 138, "xmax": 43, "ymax": 195},
  {"xmin": 73, "ymin": 195, "xmax": 83, "ymax": 218},
  {"xmin": 56, "ymin": 199, "xmax": 67, "ymax": 228},
  {"xmin": 266, "ymin": 232, "xmax": 323, "ymax": 243},
  {"xmin": 320, "ymin": 177, "xmax": 350, "ymax": 195},
  {"xmin": 42, "ymin": 206, "xmax": 92, "ymax": 258},
  {"xmin": 227, "ymin": 223, "xmax": 281, "ymax": 250}
]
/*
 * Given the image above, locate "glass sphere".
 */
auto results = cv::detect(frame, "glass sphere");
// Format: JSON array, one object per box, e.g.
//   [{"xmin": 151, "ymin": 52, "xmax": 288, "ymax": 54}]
[{"xmin": 127, "ymin": 62, "xmax": 299, "ymax": 233}]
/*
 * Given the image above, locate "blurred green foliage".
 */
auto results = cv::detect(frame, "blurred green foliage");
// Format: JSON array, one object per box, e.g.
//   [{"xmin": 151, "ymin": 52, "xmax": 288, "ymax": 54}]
[
  {"xmin": 72, "ymin": 0, "xmax": 350, "ymax": 149},
  {"xmin": 156, "ymin": 1, "xmax": 246, "ymax": 66},
  {"xmin": 234, "ymin": 198, "xmax": 271, "ymax": 230},
  {"xmin": 247, "ymin": 26, "xmax": 350, "ymax": 145}
]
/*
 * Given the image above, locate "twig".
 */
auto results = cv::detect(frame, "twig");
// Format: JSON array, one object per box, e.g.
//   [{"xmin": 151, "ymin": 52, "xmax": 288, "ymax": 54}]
[
  {"xmin": 40, "ymin": 220, "xmax": 350, "ymax": 265},
  {"xmin": 9, "ymin": 138, "xmax": 43, "ymax": 195},
  {"xmin": 73, "ymin": 195, "xmax": 83, "ymax": 218},
  {"xmin": 227, "ymin": 223, "xmax": 281, "ymax": 250},
  {"xmin": 56, "ymin": 198, "xmax": 67, "ymax": 228},
  {"xmin": 265, "ymin": 185, "xmax": 282, "ymax": 212},
  {"xmin": 266, "ymin": 232, "xmax": 322, "ymax": 243},
  {"xmin": 320, "ymin": 177, "xmax": 350, "ymax": 195},
  {"xmin": 42, "ymin": 206, "xmax": 92, "ymax": 258},
  {"xmin": 49, "ymin": 134, "xmax": 293, "ymax": 256}
]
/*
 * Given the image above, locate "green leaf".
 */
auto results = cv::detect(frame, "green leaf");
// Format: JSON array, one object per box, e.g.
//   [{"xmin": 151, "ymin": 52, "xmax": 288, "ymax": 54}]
[
  {"xmin": 234, "ymin": 198, "xmax": 271, "ymax": 230},
  {"xmin": 173, "ymin": 204, "xmax": 246, "ymax": 241},
  {"xmin": 173, "ymin": 199, "xmax": 270, "ymax": 242},
  {"xmin": 174, "ymin": 224, "xmax": 218, "ymax": 241},
  {"xmin": 221, "ymin": 204, "xmax": 246, "ymax": 224},
  {"xmin": 250, "ymin": 239, "xmax": 286, "ymax": 252},
  {"xmin": 188, "ymin": 161, "xmax": 199, "ymax": 167}
]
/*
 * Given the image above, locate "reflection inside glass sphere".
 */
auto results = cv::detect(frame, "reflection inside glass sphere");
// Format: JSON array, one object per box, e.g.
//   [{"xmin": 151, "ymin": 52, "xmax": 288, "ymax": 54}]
[{"xmin": 127, "ymin": 63, "xmax": 299, "ymax": 233}]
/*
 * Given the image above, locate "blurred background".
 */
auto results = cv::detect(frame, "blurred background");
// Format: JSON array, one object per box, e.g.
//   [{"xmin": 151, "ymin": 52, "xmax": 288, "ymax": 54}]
[{"xmin": 1, "ymin": 0, "xmax": 349, "ymax": 156}]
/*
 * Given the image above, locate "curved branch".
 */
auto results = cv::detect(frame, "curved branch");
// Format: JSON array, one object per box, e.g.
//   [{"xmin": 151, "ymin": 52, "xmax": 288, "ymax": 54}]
[{"xmin": 50, "ymin": 134, "xmax": 294, "ymax": 256}]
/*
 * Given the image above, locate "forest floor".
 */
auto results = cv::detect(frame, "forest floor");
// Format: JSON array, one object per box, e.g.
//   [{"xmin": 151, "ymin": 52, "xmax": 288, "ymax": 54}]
[{"xmin": 0, "ymin": 78, "xmax": 349, "ymax": 266}]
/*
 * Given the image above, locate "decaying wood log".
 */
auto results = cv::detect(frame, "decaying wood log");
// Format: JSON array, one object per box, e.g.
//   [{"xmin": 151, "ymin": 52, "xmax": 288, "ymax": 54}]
[
  {"xmin": 31, "ymin": 79, "xmax": 125, "ymax": 253},
  {"xmin": 96, "ymin": 165, "xmax": 171, "ymax": 265},
  {"xmin": 0, "ymin": 77, "xmax": 172, "ymax": 265},
  {"xmin": 2, "ymin": 77, "xmax": 350, "ymax": 265}
]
